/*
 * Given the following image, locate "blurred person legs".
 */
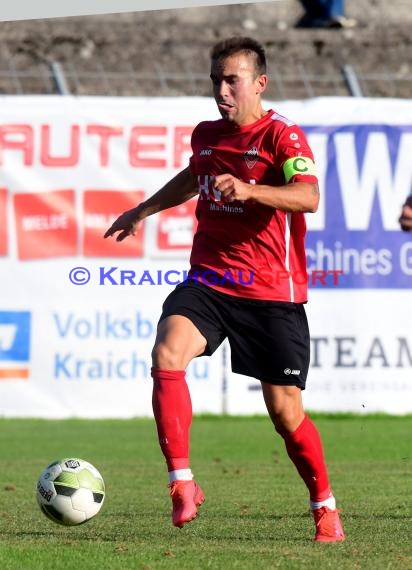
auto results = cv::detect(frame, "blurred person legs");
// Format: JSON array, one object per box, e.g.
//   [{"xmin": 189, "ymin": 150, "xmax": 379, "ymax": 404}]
[{"xmin": 296, "ymin": 0, "xmax": 357, "ymax": 28}]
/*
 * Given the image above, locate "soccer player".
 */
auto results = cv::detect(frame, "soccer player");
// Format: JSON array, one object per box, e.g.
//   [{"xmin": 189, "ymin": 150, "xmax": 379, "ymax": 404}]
[
  {"xmin": 399, "ymin": 196, "xmax": 412, "ymax": 231},
  {"xmin": 104, "ymin": 37, "xmax": 345, "ymax": 543}
]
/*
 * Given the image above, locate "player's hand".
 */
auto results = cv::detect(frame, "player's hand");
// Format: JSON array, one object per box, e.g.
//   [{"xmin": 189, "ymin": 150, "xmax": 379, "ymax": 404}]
[
  {"xmin": 399, "ymin": 196, "xmax": 412, "ymax": 232},
  {"xmin": 103, "ymin": 206, "xmax": 144, "ymax": 241},
  {"xmin": 214, "ymin": 174, "xmax": 253, "ymax": 203}
]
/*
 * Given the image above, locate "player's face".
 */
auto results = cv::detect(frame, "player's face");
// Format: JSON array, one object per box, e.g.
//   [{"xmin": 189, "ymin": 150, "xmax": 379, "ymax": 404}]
[{"xmin": 210, "ymin": 53, "xmax": 267, "ymax": 126}]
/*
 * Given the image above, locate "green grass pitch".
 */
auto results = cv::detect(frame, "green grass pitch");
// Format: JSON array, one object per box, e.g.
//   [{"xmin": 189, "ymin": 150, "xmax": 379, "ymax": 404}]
[{"xmin": 0, "ymin": 414, "xmax": 411, "ymax": 569}]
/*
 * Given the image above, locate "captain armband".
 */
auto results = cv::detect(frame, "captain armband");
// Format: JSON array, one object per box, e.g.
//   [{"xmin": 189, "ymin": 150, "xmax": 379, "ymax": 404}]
[{"xmin": 282, "ymin": 156, "xmax": 317, "ymax": 183}]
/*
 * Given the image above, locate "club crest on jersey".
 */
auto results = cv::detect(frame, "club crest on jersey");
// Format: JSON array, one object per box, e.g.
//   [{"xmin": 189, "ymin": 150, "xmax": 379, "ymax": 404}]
[{"xmin": 243, "ymin": 146, "xmax": 259, "ymax": 169}]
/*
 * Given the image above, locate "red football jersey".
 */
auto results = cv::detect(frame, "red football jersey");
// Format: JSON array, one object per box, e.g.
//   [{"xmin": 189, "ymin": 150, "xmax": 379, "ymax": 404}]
[{"xmin": 188, "ymin": 109, "xmax": 318, "ymax": 302}]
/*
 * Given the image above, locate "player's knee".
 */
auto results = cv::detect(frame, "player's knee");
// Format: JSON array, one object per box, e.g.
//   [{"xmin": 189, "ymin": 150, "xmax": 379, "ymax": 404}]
[
  {"xmin": 272, "ymin": 408, "xmax": 304, "ymax": 434},
  {"xmin": 152, "ymin": 339, "xmax": 193, "ymax": 370},
  {"xmin": 151, "ymin": 341, "xmax": 184, "ymax": 370}
]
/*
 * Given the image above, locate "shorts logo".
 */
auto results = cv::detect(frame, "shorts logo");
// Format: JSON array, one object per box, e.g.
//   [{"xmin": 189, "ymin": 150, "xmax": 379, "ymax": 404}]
[
  {"xmin": 284, "ymin": 368, "xmax": 300, "ymax": 376},
  {"xmin": 0, "ymin": 311, "xmax": 31, "ymax": 380},
  {"xmin": 244, "ymin": 146, "xmax": 259, "ymax": 169}
]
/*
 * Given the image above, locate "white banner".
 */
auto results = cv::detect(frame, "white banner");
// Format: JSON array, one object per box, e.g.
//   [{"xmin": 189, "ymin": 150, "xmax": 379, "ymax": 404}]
[
  {"xmin": 0, "ymin": 95, "xmax": 411, "ymax": 417},
  {"xmin": 0, "ymin": 1, "xmax": 277, "ymax": 22}
]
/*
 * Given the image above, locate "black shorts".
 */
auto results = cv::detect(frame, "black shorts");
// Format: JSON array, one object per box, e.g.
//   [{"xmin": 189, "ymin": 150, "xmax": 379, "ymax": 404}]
[{"xmin": 159, "ymin": 280, "xmax": 310, "ymax": 389}]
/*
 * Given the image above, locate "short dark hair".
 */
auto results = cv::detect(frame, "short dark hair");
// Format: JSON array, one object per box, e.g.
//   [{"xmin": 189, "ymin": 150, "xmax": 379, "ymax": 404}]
[{"xmin": 210, "ymin": 37, "xmax": 267, "ymax": 76}]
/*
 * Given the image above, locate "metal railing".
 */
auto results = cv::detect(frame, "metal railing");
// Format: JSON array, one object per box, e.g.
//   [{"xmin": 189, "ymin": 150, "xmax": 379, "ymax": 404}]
[{"xmin": 0, "ymin": 60, "xmax": 411, "ymax": 99}]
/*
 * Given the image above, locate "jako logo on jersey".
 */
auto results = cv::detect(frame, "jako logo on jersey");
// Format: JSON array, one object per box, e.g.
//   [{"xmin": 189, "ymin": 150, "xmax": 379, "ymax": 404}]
[
  {"xmin": 244, "ymin": 146, "xmax": 259, "ymax": 169},
  {"xmin": 0, "ymin": 311, "xmax": 31, "ymax": 380},
  {"xmin": 200, "ymin": 149, "xmax": 212, "ymax": 156}
]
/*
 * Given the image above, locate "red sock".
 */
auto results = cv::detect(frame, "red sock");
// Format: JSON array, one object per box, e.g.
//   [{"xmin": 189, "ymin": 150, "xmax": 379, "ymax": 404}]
[
  {"xmin": 279, "ymin": 415, "xmax": 331, "ymax": 502},
  {"xmin": 151, "ymin": 367, "xmax": 192, "ymax": 472}
]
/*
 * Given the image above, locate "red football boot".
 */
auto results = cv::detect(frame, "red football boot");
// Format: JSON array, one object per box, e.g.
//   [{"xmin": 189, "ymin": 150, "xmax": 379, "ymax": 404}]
[
  {"xmin": 169, "ymin": 480, "xmax": 205, "ymax": 528},
  {"xmin": 312, "ymin": 506, "xmax": 346, "ymax": 542}
]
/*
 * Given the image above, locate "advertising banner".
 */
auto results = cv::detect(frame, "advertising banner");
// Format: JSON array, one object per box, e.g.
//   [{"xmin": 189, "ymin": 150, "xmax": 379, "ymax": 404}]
[{"xmin": 0, "ymin": 96, "xmax": 411, "ymax": 416}]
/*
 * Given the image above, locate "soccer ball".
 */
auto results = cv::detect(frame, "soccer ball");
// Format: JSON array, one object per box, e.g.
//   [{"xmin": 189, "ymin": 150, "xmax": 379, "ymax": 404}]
[{"xmin": 36, "ymin": 458, "xmax": 105, "ymax": 526}]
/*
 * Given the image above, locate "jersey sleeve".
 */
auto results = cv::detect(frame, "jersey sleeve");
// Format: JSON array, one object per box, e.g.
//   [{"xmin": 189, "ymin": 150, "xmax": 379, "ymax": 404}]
[
  {"xmin": 188, "ymin": 122, "xmax": 203, "ymax": 176},
  {"xmin": 275, "ymin": 124, "xmax": 318, "ymax": 185}
]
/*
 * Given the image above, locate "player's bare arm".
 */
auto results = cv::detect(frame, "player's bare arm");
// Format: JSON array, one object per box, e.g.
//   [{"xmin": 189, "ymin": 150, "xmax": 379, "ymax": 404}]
[
  {"xmin": 104, "ymin": 167, "xmax": 198, "ymax": 241},
  {"xmin": 214, "ymin": 173, "xmax": 319, "ymax": 213},
  {"xmin": 399, "ymin": 196, "xmax": 412, "ymax": 231}
]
